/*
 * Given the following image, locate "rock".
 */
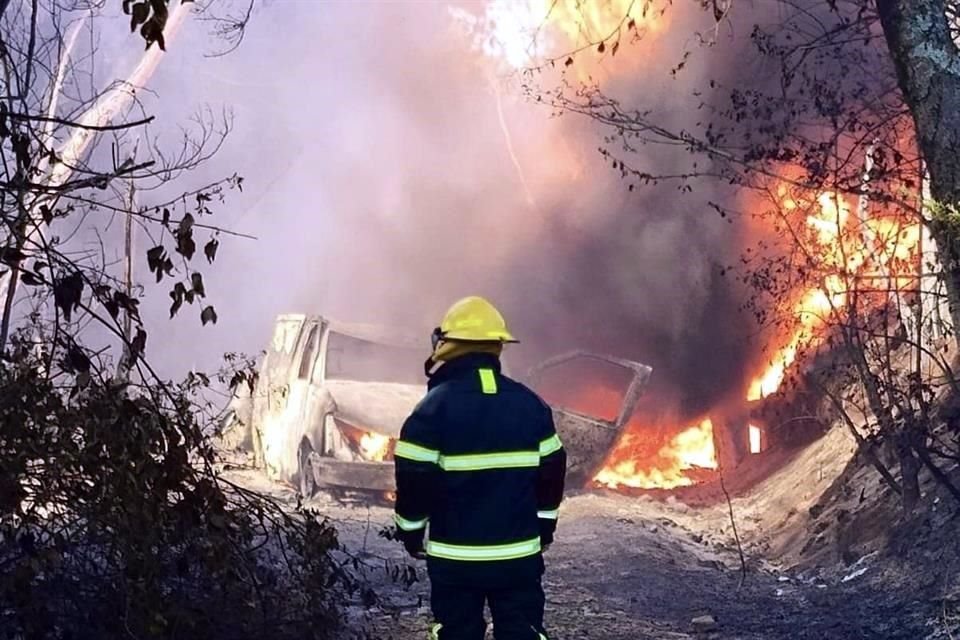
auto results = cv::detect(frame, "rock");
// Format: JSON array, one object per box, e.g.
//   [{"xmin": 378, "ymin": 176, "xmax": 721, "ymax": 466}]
[{"xmin": 692, "ymin": 614, "xmax": 717, "ymax": 632}]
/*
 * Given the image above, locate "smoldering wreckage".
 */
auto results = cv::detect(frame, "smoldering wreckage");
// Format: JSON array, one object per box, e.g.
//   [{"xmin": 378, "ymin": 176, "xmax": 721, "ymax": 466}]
[
  {"xmin": 219, "ymin": 313, "xmax": 771, "ymax": 497},
  {"xmin": 219, "ymin": 314, "xmax": 653, "ymax": 496}
]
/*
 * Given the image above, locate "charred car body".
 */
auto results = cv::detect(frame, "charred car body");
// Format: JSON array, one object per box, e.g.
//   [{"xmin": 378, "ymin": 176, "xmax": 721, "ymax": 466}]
[{"xmin": 221, "ymin": 314, "xmax": 653, "ymax": 495}]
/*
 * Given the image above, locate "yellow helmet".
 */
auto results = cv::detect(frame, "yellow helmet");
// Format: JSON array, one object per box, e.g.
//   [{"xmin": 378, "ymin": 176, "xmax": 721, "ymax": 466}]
[{"xmin": 433, "ymin": 296, "xmax": 517, "ymax": 345}]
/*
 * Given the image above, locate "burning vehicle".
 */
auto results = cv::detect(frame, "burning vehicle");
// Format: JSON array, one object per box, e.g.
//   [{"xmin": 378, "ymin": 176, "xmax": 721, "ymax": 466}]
[{"xmin": 219, "ymin": 314, "xmax": 653, "ymax": 495}]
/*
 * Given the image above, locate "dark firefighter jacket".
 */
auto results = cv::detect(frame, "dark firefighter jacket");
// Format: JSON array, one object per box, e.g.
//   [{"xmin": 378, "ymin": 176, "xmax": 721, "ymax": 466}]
[{"xmin": 393, "ymin": 353, "xmax": 567, "ymax": 582}]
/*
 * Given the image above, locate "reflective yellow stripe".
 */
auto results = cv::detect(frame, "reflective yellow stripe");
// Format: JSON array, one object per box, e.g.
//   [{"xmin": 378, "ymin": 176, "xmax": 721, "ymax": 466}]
[
  {"xmin": 479, "ymin": 368, "xmax": 497, "ymax": 394},
  {"xmin": 537, "ymin": 509, "xmax": 559, "ymax": 520},
  {"xmin": 539, "ymin": 433, "xmax": 563, "ymax": 456},
  {"xmin": 427, "ymin": 536, "xmax": 541, "ymax": 561},
  {"xmin": 398, "ymin": 439, "xmax": 550, "ymax": 470},
  {"xmin": 428, "ymin": 623, "xmax": 442, "ymax": 640},
  {"xmin": 394, "ymin": 513, "xmax": 429, "ymax": 531},
  {"xmin": 440, "ymin": 450, "xmax": 539, "ymax": 471},
  {"xmin": 394, "ymin": 440, "xmax": 440, "ymax": 463}
]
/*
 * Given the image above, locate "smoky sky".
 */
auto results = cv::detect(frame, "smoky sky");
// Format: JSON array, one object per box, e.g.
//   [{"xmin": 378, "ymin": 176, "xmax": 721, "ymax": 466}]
[{"xmin": 84, "ymin": 1, "xmax": 792, "ymax": 421}]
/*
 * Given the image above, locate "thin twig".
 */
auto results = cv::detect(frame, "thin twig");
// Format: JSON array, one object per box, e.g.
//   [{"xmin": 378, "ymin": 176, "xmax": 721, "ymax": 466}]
[
  {"xmin": 6, "ymin": 112, "xmax": 155, "ymax": 131},
  {"xmin": 22, "ymin": 0, "xmax": 38, "ymax": 100},
  {"xmin": 714, "ymin": 436, "xmax": 747, "ymax": 589},
  {"xmin": 0, "ymin": 161, "xmax": 156, "ymax": 193}
]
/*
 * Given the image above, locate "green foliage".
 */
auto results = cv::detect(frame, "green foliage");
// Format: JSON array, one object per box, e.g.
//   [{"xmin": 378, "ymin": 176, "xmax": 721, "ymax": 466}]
[{"xmin": 0, "ymin": 336, "xmax": 351, "ymax": 639}]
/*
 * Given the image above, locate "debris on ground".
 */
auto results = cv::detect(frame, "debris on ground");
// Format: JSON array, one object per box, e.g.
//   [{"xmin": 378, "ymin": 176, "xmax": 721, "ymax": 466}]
[{"xmin": 691, "ymin": 613, "xmax": 717, "ymax": 632}]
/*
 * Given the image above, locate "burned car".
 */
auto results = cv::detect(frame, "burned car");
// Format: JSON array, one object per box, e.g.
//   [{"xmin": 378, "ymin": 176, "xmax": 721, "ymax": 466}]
[{"xmin": 220, "ymin": 314, "xmax": 653, "ymax": 495}]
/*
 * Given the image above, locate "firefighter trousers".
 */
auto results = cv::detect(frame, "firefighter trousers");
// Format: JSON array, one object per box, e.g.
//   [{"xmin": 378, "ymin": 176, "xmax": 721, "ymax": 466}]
[{"xmin": 429, "ymin": 577, "xmax": 548, "ymax": 640}]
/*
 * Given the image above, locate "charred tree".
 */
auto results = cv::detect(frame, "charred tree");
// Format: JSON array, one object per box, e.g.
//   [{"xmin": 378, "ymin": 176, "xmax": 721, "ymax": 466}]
[{"xmin": 876, "ymin": 0, "xmax": 960, "ymax": 344}]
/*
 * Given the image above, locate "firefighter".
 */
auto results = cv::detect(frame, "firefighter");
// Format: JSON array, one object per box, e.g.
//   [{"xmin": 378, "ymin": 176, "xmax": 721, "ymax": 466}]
[{"xmin": 393, "ymin": 296, "xmax": 567, "ymax": 640}]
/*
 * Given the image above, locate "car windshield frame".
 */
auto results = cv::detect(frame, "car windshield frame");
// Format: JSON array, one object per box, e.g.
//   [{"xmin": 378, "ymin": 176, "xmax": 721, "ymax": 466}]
[{"xmin": 323, "ymin": 330, "xmax": 425, "ymax": 386}]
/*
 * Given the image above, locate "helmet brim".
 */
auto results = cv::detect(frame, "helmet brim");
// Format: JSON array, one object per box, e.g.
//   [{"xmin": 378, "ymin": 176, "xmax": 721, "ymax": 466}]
[{"xmin": 441, "ymin": 333, "xmax": 518, "ymax": 344}]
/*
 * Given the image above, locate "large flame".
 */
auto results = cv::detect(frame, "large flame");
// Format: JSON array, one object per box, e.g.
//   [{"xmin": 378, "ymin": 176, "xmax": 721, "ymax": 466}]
[
  {"xmin": 531, "ymin": 382, "xmax": 719, "ymax": 490},
  {"xmin": 595, "ymin": 181, "xmax": 919, "ymax": 490},
  {"xmin": 455, "ymin": 0, "xmax": 663, "ymax": 71},
  {"xmin": 595, "ymin": 418, "xmax": 718, "ymax": 490},
  {"xmin": 747, "ymin": 186, "xmax": 920, "ymax": 400}
]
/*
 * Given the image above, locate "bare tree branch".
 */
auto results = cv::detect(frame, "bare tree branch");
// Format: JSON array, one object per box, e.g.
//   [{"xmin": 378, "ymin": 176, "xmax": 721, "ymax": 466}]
[{"xmin": 6, "ymin": 111, "xmax": 155, "ymax": 131}]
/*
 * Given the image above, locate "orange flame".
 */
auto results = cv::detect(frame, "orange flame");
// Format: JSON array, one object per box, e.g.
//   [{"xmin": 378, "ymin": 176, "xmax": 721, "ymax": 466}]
[
  {"xmin": 544, "ymin": 0, "xmax": 663, "ymax": 50},
  {"xmin": 458, "ymin": 0, "xmax": 663, "ymax": 71},
  {"xmin": 595, "ymin": 418, "xmax": 718, "ymax": 490},
  {"xmin": 747, "ymin": 187, "xmax": 920, "ymax": 400},
  {"xmin": 359, "ymin": 433, "xmax": 392, "ymax": 462}
]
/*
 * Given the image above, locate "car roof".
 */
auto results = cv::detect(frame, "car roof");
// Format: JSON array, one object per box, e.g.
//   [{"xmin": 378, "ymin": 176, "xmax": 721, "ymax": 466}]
[{"xmin": 275, "ymin": 314, "xmax": 424, "ymax": 351}]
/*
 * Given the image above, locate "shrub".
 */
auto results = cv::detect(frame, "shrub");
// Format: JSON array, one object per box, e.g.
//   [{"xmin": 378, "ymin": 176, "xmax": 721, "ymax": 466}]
[{"xmin": 0, "ymin": 336, "xmax": 352, "ymax": 640}]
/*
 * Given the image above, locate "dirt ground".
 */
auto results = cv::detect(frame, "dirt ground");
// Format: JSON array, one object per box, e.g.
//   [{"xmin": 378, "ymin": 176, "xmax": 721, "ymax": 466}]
[{"xmin": 223, "ymin": 423, "xmax": 959, "ymax": 639}]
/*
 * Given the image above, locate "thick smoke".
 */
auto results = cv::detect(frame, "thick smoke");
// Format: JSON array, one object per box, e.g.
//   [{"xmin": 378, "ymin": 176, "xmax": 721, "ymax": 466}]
[{"xmin": 133, "ymin": 2, "xmax": 777, "ymax": 421}]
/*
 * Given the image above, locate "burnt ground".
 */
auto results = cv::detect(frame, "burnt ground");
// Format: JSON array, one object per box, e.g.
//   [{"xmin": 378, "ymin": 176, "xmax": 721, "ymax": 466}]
[
  {"xmin": 225, "ymin": 441, "xmax": 959, "ymax": 640},
  {"xmin": 350, "ymin": 495, "xmax": 946, "ymax": 640}
]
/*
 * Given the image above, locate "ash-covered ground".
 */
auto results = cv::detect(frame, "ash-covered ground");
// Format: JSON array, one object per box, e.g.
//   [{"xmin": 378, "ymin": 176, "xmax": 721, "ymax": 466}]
[{"xmin": 224, "ymin": 425, "xmax": 959, "ymax": 639}]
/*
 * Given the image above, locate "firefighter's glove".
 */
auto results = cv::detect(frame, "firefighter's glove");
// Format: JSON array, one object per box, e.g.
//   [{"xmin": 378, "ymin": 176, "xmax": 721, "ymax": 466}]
[
  {"xmin": 405, "ymin": 540, "xmax": 427, "ymax": 560},
  {"xmin": 398, "ymin": 529, "xmax": 426, "ymax": 559},
  {"xmin": 539, "ymin": 520, "xmax": 556, "ymax": 548}
]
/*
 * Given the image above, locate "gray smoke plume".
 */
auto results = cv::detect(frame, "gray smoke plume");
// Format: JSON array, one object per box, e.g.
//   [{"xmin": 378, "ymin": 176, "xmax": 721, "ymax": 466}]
[{"xmin": 132, "ymin": 2, "xmax": 774, "ymax": 422}]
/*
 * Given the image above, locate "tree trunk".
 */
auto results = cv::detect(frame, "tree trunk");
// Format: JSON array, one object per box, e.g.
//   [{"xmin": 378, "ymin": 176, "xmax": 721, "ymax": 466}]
[
  {"xmin": 815, "ymin": 378, "xmax": 903, "ymax": 496},
  {"xmin": 897, "ymin": 434, "xmax": 920, "ymax": 513},
  {"xmin": 913, "ymin": 440, "xmax": 960, "ymax": 506},
  {"xmin": 876, "ymin": 0, "xmax": 960, "ymax": 342},
  {"xmin": 894, "ymin": 432, "xmax": 922, "ymax": 512}
]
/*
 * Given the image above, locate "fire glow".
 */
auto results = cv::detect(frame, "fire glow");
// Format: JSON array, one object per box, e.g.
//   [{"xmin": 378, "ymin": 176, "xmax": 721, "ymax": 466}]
[
  {"xmin": 747, "ymin": 187, "xmax": 921, "ymax": 401},
  {"xmin": 450, "ymin": 0, "xmax": 923, "ymax": 491},
  {"xmin": 456, "ymin": 0, "xmax": 663, "ymax": 71},
  {"xmin": 748, "ymin": 424, "xmax": 762, "ymax": 454},
  {"xmin": 359, "ymin": 432, "xmax": 392, "ymax": 462},
  {"xmin": 595, "ymin": 418, "xmax": 718, "ymax": 490},
  {"xmin": 595, "ymin": 182, "xmax": 920, "ymax": 490}
]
